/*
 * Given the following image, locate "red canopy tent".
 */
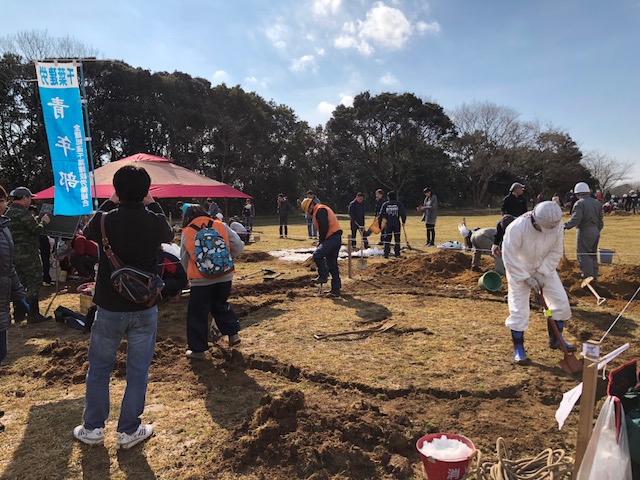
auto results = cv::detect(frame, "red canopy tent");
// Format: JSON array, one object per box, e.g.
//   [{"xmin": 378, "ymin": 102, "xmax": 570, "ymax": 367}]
[{"xmin": 34, "ymin": 153, "xmax": 251, "ymax": 199}]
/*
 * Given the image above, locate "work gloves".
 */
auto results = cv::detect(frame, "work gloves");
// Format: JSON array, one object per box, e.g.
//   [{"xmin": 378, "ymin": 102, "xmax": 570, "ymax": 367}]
[
  {"xmin": 532, "ymin": 272, "xmax": 546, "ymax": 288},
  {"xmin": 524, "ymin": 272, "xmax": 546, "ymax": 292},
  {"xmin": 525, "ymin": 276, "xmax": 542, "ymax": 292}
]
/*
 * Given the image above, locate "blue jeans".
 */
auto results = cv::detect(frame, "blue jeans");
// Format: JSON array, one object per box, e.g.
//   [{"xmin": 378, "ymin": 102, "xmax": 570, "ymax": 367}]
[
  {"xmin": 313, "ymin": 232, "xmax": 342, "ymax": 291},
  {"xmin": 83, "ymin": 306, "xmax": 157, "ymax": 434},
  {"xmin": 187, "ymin": 282, "xmax": 240, "ymax": 352}
]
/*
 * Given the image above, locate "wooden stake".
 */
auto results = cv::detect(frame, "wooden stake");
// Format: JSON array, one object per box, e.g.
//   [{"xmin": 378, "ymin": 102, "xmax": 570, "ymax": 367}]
[
  {"xmin": 572, "ymin": 356, "xmax": 599, "ymax": 478},
  {"xmin": 347, "ymin": 235, "xmax": 352, "ymax": 279}
]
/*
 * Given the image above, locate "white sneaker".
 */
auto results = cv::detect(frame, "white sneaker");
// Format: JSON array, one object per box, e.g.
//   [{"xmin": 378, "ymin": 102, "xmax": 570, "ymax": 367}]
[
  {"xmin": 185, "ymin": 349, "xmax": 206, "ymax": 360},
  {"xmin": 116, "ymin": 424, "xmax": 154, "ymax": 450},
  {"xmin": 73, "ymin": 425, "xmax": 104, "ymax": 445}
]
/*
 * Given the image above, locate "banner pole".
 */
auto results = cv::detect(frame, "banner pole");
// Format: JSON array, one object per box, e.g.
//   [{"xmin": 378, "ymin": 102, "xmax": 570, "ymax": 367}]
[{"xmin": 77, "ymin": 61, "xmax": 98, "ymax": 210}]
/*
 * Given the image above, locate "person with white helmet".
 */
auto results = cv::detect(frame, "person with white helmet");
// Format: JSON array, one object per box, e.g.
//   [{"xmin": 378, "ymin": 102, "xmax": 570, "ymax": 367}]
[
  {"xmin": 502, "ymin": 201, "xmax": 575, "ymax": 364},
  {"xmin": 564, "ymin": 182, "xmax": 604, "ymax": 282}
]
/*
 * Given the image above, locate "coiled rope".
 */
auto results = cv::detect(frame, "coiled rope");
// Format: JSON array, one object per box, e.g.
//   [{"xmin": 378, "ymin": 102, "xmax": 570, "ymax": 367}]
[{"xmin": 474, "ymin": 437, "xmax": 574, "ymax": 480}]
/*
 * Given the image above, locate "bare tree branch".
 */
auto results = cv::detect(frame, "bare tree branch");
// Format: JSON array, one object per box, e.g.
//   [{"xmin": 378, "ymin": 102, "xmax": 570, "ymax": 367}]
[{"xmin": 582, "ymin": 150, "xmax": 633, "ymax": 193}]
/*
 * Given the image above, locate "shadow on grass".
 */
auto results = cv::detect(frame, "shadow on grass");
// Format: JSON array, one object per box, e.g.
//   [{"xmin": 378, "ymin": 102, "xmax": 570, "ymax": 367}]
[
  {"xmin": 116, "ymin": 447, "xmax": 157, "ymax": 480},
  {"xmin": 2, "ymin": 398, "xmax": 84, "ymax": 480},
  {"xmin": 189, "ymin": 357, "xmax": 267, "ymax": 431},
  {"xmin": 328, "ymin": 293, "xmax": 392, "ymax": 324}
]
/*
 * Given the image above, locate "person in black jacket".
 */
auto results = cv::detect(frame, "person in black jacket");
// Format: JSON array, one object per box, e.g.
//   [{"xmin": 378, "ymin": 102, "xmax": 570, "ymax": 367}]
[
  {"xmin": 276, "ymin": 194, "xmax": 292, "ymax": 238},
  {"xmin": 73, "ymin": 165, "xmax": 173, "ymax": 450},
  {"xmin": 348, "ymin": 192, "xmax": 369, "ymax": 249},
  {"xmin": 0, "ymin": 185, "xmax": 27, "ymax": 433},
  {"xmin": 500, "ymin": 182, "xmax": 528, "ymax": 217},
  {"xmin": 379, "ymin": 191, "xmax": 407, "ymax": 258}
]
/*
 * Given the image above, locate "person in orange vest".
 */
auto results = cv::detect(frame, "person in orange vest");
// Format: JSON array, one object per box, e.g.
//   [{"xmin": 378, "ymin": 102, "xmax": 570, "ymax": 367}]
[
  {"xmin": 180, "ymin": 205, "xmax": 244, "ymax": 358},
  {"xmin": 300, "ymin": 197, "xmax": 343, "ymax": 296}
]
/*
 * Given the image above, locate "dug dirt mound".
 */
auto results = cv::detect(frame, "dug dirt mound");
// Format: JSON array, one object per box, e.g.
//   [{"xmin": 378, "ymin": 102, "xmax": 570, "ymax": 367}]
[
  {"xmin": 219, "ymin": 390, "xmax": 419, "ymax": 479},
  {"xmin": 239, "ymin": 251, "xmax": 273, "ymax": 263},
  {"xmin": 558, "ymin": 256, "xmax": 640, "ymax": 300},
  {"xmin": 375, "ymin": 250, "xmax": 469, "ymax": 282}
]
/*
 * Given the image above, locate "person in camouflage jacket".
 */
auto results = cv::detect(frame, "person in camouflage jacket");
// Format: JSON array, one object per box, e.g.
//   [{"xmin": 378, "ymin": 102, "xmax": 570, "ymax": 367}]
[{"xmin": 6, "ymin": 187, "xmax": 51, "ymax": 323}]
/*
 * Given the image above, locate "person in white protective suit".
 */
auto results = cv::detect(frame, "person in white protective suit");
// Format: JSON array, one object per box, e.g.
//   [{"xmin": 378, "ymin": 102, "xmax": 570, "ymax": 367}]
[{"xmin": 502, "ymin": 201, "xmax": 576, "ymax": 364}]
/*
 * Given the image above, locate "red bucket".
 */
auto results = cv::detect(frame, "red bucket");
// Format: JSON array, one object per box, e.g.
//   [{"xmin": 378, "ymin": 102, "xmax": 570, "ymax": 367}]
[{"xmin": 416, "ymin": 433, "xmax": 475, "ymax": 480}]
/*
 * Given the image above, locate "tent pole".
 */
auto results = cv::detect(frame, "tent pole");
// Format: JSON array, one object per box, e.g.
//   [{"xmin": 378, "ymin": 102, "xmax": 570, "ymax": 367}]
[{"xmin": 78, "ymin": 61, "xmax": 98, "ymax": 210}]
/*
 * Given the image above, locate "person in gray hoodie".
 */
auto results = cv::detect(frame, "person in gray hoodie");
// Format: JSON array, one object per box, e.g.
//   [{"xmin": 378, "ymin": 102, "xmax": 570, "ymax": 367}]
[
  {"xmin": 564, "ymin": 182, "xmax": 604, "ymax": 282},
  {"xmin": 417, "ymin": 187, "xmax": 438, "ymax": 246}
]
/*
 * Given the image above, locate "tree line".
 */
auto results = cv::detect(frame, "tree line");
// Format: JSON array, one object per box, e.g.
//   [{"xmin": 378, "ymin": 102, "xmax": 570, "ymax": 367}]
[{"xmin": 0, "ymin": 31, "xmax": 633, "ymax": 214}]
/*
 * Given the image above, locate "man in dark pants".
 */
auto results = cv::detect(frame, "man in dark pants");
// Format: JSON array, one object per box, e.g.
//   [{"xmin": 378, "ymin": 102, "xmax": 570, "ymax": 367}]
[
  {"xmin": 301, "ymin": 197, "xmax": 343, "ymax": 296},
  {"xmin": 501, "ymin": 182, "xmax": 528, "ymax": 217},
  {"xmin": 379, "ymin": 191, "xmax": 407, "ymax": 258},
  {"xmin": 6, "ymin": 187, "xmax": 52, "ymax": 323},
  {"xmin": 348, "ymin": 192, "xmax": 369, "ymax": 250},
  {"xmin": 74, "ymin": 165, "xmax": 173, "ymax": 449}
]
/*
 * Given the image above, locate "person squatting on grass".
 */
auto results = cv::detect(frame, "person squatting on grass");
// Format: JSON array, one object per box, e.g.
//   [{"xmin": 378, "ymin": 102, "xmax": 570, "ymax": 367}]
[
  {"xmin": 0, "ymin": 185, "xmax": 27, "ymax": 433},
  {"xmin": 502, "ymin": 201, "xmax": 576, "ymax": 365},
  {"xmin": 180, "ymin": 205, "xmax": 244, "ymax": 358},
  {"xmin": 73, "ymin": 165, "xmax": 173, "ymax": 449},
  {"xmin": 301, "ymin": 196, "xmax": 343, "ymax": 296}
]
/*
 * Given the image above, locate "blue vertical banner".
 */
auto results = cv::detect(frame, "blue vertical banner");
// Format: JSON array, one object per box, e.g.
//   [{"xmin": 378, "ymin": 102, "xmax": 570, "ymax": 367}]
[{"xmin": 36, "ymin": 62, "xmax": 92, "ymax": 215}]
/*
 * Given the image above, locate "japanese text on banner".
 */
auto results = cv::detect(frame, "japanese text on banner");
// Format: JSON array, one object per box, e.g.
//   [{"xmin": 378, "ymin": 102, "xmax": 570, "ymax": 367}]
[{"xmin": 35, "ymin": 62, "xmax": 92, "ymax": 215}]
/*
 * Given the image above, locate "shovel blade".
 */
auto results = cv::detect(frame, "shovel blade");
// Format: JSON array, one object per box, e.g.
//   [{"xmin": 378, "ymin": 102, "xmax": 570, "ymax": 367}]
[{"xmin": 559, "ymin": 354, "xmax": 582, "ymax": 375}]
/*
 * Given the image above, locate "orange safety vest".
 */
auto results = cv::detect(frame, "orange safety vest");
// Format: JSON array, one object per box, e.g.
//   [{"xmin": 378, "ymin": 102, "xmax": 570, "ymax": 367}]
[
  {"xmin": 183, "ymin": 216, "xmax": 231, "ymax": 280},
  {"xmin": 312, "ymin": 204, "xmax": 341, "ymax": 238}
]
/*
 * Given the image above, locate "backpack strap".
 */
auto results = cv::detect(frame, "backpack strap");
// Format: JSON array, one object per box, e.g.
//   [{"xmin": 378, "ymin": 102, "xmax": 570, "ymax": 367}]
[{"xmin": 188, "ymin": 219, "xmax": 214, "ymax": 232}]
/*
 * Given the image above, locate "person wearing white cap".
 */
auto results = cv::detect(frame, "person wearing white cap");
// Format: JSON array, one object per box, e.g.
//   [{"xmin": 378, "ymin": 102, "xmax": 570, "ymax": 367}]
[
  {"xmin": 500, "ymin": 182, "xmax": 527, "ymax": 218},
  {"xmin": 502, "ymin": 201, "xmax": 575, "ymax": 364},
  {"xmin": 564, "ymin": 182, "xmax": 604, "ymax": 282}
]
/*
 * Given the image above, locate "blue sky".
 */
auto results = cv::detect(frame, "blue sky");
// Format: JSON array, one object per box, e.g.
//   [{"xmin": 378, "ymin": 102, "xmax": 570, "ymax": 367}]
[{"xmin": 4, "ymin": 0, "xmax": 639, "ymax": 182}]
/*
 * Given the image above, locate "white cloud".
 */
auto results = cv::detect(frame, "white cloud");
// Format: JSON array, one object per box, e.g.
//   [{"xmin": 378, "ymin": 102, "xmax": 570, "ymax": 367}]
[
  {"xmin": 290, "ymin": 54, "xmax": 318, "ymax": 73},
  {"xmin": 317, "ymin": 101, "xmax": 336, "ymax": 116},
  {"xmin": 265, "ymin": 21, "xmax": 288, "ymax": 50},
  {"xmin": 212, "ymin": 70, "xmax": 231, "ymax": 83},
  {"xmin": 379, "ymin": 73, "xmax": 399, "ymax": 86},
  {"xmin": 415, "ymin": 20, "xmax": 441, "ymax": 35},
  {"xmin": 360, "ymin": 3, "xmax": 412, "ymax": 49},
  {"xmin": 339, "ymin": 94, "xmax": 354, "ymax": 107},
  {"xmin": 333, "ymin": 2, "xmax": 438, "ymax": 55},
  {"xmin": 244, "ymin": 76, "xmax": 268, "ymax": 90},
  {"xmin": 313, "ymin": 0, "xmax": 341, "ymax": 17}
]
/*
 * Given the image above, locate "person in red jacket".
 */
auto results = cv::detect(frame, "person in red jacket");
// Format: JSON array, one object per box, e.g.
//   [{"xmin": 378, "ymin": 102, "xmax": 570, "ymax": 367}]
[{"xmin": 69, "ymin": 233, "xmax": 99, "ymax": 280}]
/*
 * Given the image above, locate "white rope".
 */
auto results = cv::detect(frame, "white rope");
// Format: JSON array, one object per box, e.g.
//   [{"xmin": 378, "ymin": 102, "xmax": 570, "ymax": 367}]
[{"xmin": 599, "ymin": 285, "xmax": 640, "ymax": 344}]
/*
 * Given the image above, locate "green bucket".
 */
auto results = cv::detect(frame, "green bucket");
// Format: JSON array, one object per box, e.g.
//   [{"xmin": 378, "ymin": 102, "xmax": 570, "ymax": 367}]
[{"xmin": 478, "ymin": 270, "xmax": 502, "ymax": 292}]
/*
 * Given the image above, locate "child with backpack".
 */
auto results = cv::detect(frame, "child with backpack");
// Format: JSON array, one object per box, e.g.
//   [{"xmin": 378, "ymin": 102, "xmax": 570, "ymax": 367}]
[{"xmin": 180, "ymin": 205, "xmax": 244, "ymax": 359}]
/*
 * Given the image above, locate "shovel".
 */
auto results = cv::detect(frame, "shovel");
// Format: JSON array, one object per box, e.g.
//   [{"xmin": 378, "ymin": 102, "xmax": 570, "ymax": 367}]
[
  {"xmin": 262, "ymin": 272, "xmax": 283, "ymax": 282},
  {"xmin": 538, "ymin": 291, "xmax": 582, "ymax": 374},
  {"xmin": 237, "ymin": 268, "xmax": 276, "ymax": 280},
  {"xmin": 313, "ymin": 321, "xmax": 396, "ymax": 340}
]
